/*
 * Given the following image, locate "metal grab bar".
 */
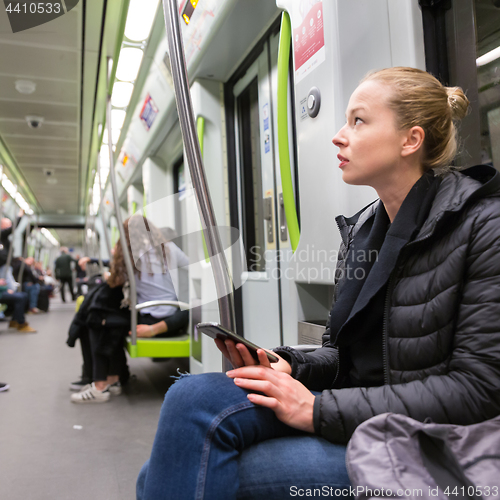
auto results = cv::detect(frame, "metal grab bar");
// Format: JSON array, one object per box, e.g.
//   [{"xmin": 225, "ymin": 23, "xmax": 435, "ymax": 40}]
[
  {"xmin": 162, "ymin": 0, "xmax": 236, "ymax": 339},
  {"xmin": 136, "ymin": 300, "xmax": 190, "ymax": 311},
  {"xmin": 4, "ymin": 186, "xmax": 20, "ymax": 275},
  {"xmin": 277, "ymin": 11, "xmax": 300, "ymax": 252},
  {"xmin": 18, "ymin": 216, "xmax": 31, "ymax": 284},
  {"xmin": 105, "ymin": 64, "xmax": 138, "ymax": 345},
  {"xmin": 97, "ymin": 152, "xmax": 112, "ymax": 260}
]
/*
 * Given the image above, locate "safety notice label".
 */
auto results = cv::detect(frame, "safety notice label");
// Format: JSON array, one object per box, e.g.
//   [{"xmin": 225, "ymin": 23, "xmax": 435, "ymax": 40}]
[{"xmin": 293, "ymin": 0, "xmax": 325, "ymax": 84}]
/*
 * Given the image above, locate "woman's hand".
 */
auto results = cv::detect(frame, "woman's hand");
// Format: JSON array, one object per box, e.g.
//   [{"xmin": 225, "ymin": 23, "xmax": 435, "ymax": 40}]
[
  {"xmin": 226, "ymin": 359, "xmax": 315, "ymax": 433},
  {"xmin": 214, "ymin": 338, "xmax": 291, "ymax": 374}
]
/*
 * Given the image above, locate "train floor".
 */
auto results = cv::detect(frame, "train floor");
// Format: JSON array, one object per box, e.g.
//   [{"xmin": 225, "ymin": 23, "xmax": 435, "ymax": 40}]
[{"xmin": 0, "ymin": 295, "xmax": 189, "ymax": 500}]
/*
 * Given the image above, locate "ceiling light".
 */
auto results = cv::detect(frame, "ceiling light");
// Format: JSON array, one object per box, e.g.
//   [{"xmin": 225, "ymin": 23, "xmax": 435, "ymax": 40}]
[
  {"xmin": 46, "ymin": 178, "xmax": 58, "ymax": 185},
  {"xmin": 103, "ymin": 128, "xmax": 121, "ymax": 145},
  {"xmin": 41, "ymin": 228, "xmax": 59, "ymax": 246},
  {"xmin": 111, "ymin": 109, "xmax": 126, "ymax": 130},
  {"xmin": 111, "ymin": 81, "xmax": 134, "ymax": 108},
  {"xmin": 15, "ymin": 80, "xmax": 36, "ymax": 94},
  {"xmin": 116, "ymin": 48, "xmax": 144, "ymax": 82},
  {"xmin": 124, "ymin": 0, "xmax": 159, "ymax": 42},
  {"xmin": 476, "ymin": 45, "xmax": 500, "ymax": 67}
]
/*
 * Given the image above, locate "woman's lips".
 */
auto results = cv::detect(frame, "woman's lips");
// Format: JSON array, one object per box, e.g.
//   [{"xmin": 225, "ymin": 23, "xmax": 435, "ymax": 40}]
[{"xmin": 338, "ymin": 154, "xmax": 349, "ymax": 168}]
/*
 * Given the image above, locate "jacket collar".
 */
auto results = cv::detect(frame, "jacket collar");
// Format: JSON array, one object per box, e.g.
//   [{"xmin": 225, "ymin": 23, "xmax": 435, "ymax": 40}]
[
  {"xmin": 335, "ymin": 164, "xmax": 500, "ymax": 245},
  {"xmin": 416, "ymin": 164, "xmax": 500, "ymax": 240}
]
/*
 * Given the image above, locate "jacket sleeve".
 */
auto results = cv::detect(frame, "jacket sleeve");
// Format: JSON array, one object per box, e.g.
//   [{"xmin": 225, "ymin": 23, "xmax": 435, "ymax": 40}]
[{"xmin": 314, "ymin": 202, "xmax": 500, "ymax": 444}]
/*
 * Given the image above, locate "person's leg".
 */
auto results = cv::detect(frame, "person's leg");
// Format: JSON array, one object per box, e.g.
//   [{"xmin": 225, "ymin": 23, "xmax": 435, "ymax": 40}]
[
  {"xmin": 137, "ymin": 373, "xmax": 348, "ymax": 500},
  {"xmin": 66, "ymin": 278, "xmax": 75, "ymax": 300},
  {"xmin": 80, "ymin": 328, "xmax": 93, "ymax": 383},
  {"xmin": 71, "ymin": 328, "xmax": 110, "ymax": 403},
  {"xmin": 88, "ymin": 328, "xmax": 109, "ymax": 384},
  {"xmin": 29, "ymin": 283, "xmax": 40, "ymax": 310},
  {"xmin": 23, "ymin": 283, "xmax": 33, "ymax": 307},
  {"xmin": 2, "ymin": 292, "xmax": 28, "ymax": 324},
  {"xmin": 106, "ymin": 334, "xmax": 127, "ymax": 389},
  {"xmin": 237, "ymin": 437, "xmax": 351, "ymax": 499},
  {"xmin": 60, "ymin": 278, "xmax": 67, "ymax": 302},
  {"xmin": 10, "ymin": 292, "xmax": 28, "ymax": 324}
]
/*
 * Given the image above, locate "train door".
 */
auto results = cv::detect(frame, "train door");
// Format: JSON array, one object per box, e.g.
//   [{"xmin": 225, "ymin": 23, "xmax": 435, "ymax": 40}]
[{"xmin": 230, "ymin": 30, "xmax": 292, "ymax": 349}]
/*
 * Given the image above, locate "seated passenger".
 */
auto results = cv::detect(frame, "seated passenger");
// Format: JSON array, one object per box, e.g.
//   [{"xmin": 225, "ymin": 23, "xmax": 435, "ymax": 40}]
[
  {"xmin": 70, "ymin": 217, "xmax": 189, "ymax": 404},
  {"xmin": 12, "ymin": 256, "xmax": 41, "ymax": 313},
  {"xmin": 136, "ymin": 68, "xmax": 500, "ymax": 499},
  {"xmin": 0, "ymin": 263, "xmax": 36, "ymax": 333}
]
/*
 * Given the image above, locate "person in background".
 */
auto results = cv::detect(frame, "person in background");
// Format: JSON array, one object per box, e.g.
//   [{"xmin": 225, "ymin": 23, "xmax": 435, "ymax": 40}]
[
  {"xmin": 54, "ymin": 247, "xmax": 76, "ymax": 302},
  {"xmin": 74, "ymin": 254, "xmax": 87, "ymax": 296},
  {"xmin": 12, "ymin": 256, "xmax": 41, "ymax": 314},
  {"xmin": 0, "ymin": 259, "xmax": 36, "ymax": 332},
  {"xmin": 71, "ymin": 218, "xmax": 189, "ymax": 404}
]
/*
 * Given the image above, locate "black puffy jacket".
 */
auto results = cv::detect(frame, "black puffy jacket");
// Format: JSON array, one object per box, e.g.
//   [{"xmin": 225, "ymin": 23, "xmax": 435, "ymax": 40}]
[{"xmin": 275, "ymin": 164, "xmax": 500, "ymax": 444}]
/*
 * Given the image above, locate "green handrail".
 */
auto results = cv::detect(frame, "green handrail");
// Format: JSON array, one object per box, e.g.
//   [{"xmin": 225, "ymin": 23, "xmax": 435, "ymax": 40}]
[
  {"xmin": 277, "ymin": 11, "xmax": 300, "ymax": 252},
  {"xmin": 197, "ymin": 116, "xmax": 210, "ymax": 263}
]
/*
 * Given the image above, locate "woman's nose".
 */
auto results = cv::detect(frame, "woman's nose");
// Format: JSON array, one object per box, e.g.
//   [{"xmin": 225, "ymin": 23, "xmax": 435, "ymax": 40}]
[{"xmin": 332, "ymin": 127, "xmax": 347, "ymax": 148}]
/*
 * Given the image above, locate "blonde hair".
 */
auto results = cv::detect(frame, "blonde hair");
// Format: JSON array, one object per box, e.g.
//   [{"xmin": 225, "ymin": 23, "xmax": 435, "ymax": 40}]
[{"xmin": 362, "ymin": 67, "xmax": 469, "ymax": 172}]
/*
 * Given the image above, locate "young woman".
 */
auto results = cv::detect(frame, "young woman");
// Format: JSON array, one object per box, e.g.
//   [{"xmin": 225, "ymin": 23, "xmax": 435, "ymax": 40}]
[
  {"xmin": 136, "ymin": 68, "xmax": 500, "ymax": 498},
  {"xmin": 71, "ymin": 217, "xmax": 189, "ymax": 403}
]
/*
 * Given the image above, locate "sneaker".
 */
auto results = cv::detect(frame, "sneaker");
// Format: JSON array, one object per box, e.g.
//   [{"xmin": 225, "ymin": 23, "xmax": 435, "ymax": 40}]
[
  {"xmin": 0, "ymin": 382, "xmax": 10, "ymax": 392},
  {"xmin": 17, "ymin": 323, "xmax": 37, "ymax": 333},
  {"xmin": 70, "ymin": 383, "xmax": 110, "ymax": 404},
  {"xmin": 69, "ymin": 378, "xmax": 92, "ymax": 391},
  {"xmin": 8, "ymin": 320, "xmax": 19, "ymax": 329},
  {"xmin": 108, "ymin": 382, "xmax": 122, "ymax": 396},
  {"xmin": 29, "ymin": 308, "xmax": 41, "ymax": 314}
]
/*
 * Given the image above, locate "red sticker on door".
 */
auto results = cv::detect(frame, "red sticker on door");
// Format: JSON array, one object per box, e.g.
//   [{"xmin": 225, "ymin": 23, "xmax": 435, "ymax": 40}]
[{"xmin": 293, "ymin": 0, "xmax": 325, "ymax": 83}]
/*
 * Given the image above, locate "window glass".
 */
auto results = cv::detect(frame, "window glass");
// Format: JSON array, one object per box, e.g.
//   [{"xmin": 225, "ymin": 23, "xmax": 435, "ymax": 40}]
[{"xmin": 475, "ymin": 0, "xmax": 500, "ymax": 169}]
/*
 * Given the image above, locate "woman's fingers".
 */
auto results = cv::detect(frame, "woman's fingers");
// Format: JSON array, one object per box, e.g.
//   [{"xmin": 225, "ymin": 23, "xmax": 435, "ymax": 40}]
[
  {"xmin": 235, "ymin": 343, "xmax": 259, "ymax": 366},
  {"xmin": 233, "ymin": 376, "xmax": 281, "ymax": 400},
  {"xmin": 256, "ymin": 349, "xmax": 271, "ymax": 368},
  {"xmin": 224, "ymin": 340, "xmax": 245, "ymax": 367},
  {"xmin": 214, "ymin": 337, "xmax": 229, "ymax": 357}
]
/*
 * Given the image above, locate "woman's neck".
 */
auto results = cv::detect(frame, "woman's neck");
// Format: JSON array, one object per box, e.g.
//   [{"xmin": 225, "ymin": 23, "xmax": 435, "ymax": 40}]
[{"xmin": 376, "ymin": 168, "xmax": 424, "ymax": 223}]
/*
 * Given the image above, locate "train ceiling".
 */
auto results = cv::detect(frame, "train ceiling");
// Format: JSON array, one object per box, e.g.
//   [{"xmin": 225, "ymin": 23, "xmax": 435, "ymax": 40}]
[{"xmin": 0, "ymin": 0, "xmax": 127, "ymax": 222}]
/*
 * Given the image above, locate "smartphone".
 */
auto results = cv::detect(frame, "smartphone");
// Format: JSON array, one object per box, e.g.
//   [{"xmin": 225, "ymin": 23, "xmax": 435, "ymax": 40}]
[{"xmin": 196, "ymin": 322, "xmax": 279, "ymax": 363}]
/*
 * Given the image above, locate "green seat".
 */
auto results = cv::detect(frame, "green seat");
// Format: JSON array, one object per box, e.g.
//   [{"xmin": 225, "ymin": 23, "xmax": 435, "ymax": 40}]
[
  {"xmin": 126, "ymin": 334, "xmax": 190, "ymax": 358},
  {"xmin": 127, "ymin": 300, "xmax": 191, "ymax": 358}
]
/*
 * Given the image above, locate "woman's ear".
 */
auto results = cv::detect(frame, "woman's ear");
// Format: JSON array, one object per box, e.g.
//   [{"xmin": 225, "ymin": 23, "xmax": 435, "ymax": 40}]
[{"xmin": 401, "ymin": 126, "xmax": 425, "ymax": 158}]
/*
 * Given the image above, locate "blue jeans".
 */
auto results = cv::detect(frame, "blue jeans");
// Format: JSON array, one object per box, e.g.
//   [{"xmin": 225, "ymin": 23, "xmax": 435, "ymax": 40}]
[
  {"xmin": 0, "ymin": 292, "xmax": 27, "ymax": 324},
  {"xmin": 23, "ymin": 282, "xmax": 40, "ymax": 309},
  {"xmin": 137, "ymin": 373, "xmax": 351, "ymax": 500}
]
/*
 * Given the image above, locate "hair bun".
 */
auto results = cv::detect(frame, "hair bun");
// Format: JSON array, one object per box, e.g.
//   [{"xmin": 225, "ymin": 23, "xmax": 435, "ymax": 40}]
[{"xmin": 446, "ymin": 87, "xmax": 469, "ymax": 121}]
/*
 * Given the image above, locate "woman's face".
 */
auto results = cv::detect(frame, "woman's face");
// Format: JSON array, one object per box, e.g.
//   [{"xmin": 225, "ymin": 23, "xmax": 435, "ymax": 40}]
[{"xmin": 332, "ymin": 80, "xmax": 409, "ymax": 189}]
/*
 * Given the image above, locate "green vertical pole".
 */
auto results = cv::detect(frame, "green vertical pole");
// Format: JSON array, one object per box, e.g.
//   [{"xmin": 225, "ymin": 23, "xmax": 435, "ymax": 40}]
[
  {"xmin": 197, "ymin": 116, "xmax": 210, "ymax": 263},
  {"xmin": 277, "ymin": 11, "xmax": 300, "ymax": 252}
]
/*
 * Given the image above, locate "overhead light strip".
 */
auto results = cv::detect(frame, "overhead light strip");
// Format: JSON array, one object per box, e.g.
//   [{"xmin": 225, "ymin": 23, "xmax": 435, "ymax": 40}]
[{"xmin": 476, "ymin": 45, "xmax": 500, "ymax": 67}]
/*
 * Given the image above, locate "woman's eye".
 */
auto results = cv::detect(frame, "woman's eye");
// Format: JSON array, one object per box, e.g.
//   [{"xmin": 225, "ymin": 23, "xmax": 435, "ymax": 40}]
[{"xmin": 354, "ymin": 117, "xmax": 363, "ymax": 125}]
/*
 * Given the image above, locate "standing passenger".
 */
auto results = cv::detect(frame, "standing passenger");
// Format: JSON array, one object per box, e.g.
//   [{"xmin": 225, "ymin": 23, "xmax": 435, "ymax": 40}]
[
  {"xmin": 55, "ymin": 247, "xmax": 76, "ymax": 302},
  {"xmin": 137, "ymin": 68, "xmax": 500, "ymax": 499}
]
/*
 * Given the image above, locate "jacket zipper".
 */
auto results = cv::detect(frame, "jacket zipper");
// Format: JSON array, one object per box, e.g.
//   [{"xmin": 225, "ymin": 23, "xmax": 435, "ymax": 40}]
[
  {"xmin": 382, "ymin": 216, "xmax": 444, "ymax": 384},
  {"xmin": 331, "ymin": 218, "xmax": 347, "ymax": 388},
  {"xmin": 382, "ymin": 271, "xmax": 396, "ymax": 385}
]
